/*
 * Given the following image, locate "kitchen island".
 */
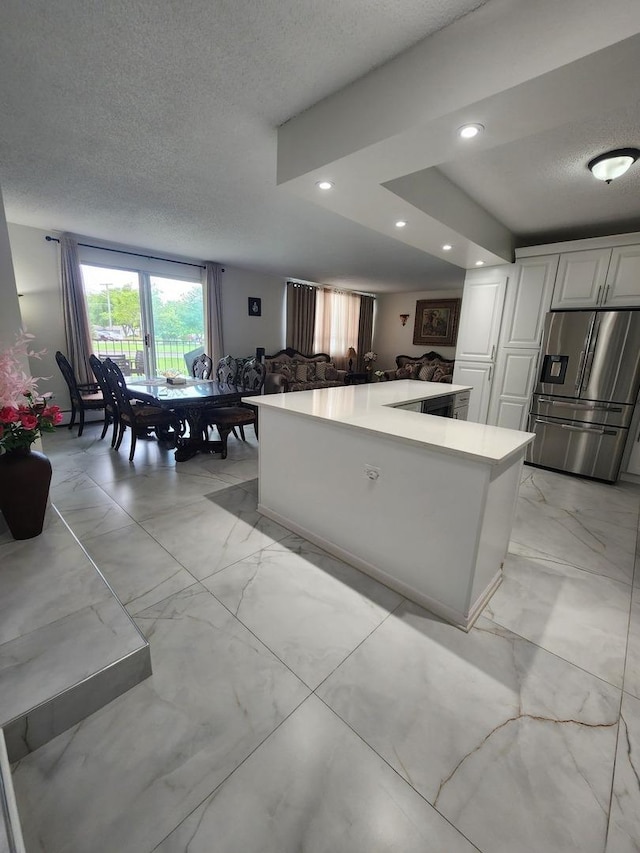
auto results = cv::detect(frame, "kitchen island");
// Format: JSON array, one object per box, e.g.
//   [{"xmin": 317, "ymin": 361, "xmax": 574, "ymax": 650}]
[{"xmin": 247, "ymin": 380, "xmax": 534, "ymax": 630}]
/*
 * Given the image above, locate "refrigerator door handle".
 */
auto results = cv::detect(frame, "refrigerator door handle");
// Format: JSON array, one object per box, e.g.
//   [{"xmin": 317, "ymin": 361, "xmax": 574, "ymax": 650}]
[
  {"xmin": 537, "ymin": 398, "xmax": 622, "ymax": 412},
  {"xmin": 574, "ymin": 350, "xmax": 586, "ymax": 394},
  {"xmin": 596, "ymin": 285, "xmax": 602, "ymax": 305},
  {"xmin": 580, "ymin": 314, "xmax": 601, "ymax": 394},
  {"xmin": 558, "ymin": 423, "xmax": 617, "ymax": 436}
]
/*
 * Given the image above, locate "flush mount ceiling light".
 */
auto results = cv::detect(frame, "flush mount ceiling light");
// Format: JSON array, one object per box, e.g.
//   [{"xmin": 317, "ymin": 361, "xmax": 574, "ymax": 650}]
[
  {"xmin": 475, "ymin": 260, "xmax": 485, "ymax": 266},
  {"xmin": 316, "ymin": 180, "xmax": 334, "ymax": 190},
  {"xmin": 587, "ymin": 148, "xmax": 640, "ymax": 184},
  {"xmin": 395, "ymin": 220, "xmax": 407, "ymax": 228},
  {"xmin": 458, "ymin": 123, "xmax": 484, "ymax": 140},
  {"xmin": 442, "ymin": 244, "xmax": 452, "ymax": 251}
]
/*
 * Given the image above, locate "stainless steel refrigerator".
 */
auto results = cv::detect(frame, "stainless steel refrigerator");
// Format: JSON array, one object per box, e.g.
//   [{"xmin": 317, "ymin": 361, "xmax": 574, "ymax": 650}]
[{"xmin": 526, "ymin": 310, "xmax": 640, "ymax": 482}]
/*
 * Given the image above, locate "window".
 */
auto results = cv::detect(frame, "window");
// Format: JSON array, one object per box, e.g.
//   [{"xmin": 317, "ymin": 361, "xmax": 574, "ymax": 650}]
[
  {"xmin": 313, "ymin": 288, "xmax": 361, "ymax": 357},
  {"xmin": 81, "ymin": 264, "xmax": 205, "ymax": 377}
]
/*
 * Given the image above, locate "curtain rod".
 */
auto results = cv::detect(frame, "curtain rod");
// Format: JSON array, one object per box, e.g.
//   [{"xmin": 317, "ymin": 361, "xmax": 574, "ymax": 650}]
[
  {"xmin": 44, "ymin": 236, "xmax": 217, "ymax": 271},
  {"xmin": 287, "ymin": 279, "xmax": 376, "ymax": 298}
]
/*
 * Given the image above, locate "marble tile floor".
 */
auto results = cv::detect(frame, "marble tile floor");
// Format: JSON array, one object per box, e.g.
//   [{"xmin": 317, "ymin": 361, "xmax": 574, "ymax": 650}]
[{"xmin": 9, "ymin": 426, "xmax": 640, "ymax": 852}]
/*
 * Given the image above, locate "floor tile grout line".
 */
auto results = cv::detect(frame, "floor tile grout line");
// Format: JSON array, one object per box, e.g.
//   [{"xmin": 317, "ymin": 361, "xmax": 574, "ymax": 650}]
[
  {"xmin": 602, "ymin": 506, "xmax": 640, "ymax": 846},
  {"xmin": 147, "ymin": 693, "xmax": 315, "ymax": 853},
  {"xmin": 480, "ymin": 613, "xmax": 628, "ymax": 693},
  {"xmin": 312, "ymin": 696, "xmax": 484, "ymax": 853}
]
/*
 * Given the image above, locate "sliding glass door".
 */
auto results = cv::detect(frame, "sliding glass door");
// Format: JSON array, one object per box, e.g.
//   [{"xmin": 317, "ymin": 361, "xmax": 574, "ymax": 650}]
[{"xmin": 81, "ymin": 265, "xmax": 204, "ymax": 377}]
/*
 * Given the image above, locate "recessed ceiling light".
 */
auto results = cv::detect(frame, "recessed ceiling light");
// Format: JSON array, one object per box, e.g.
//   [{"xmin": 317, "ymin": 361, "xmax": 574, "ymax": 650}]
[
  {"xmin": 316, "ymin": 180, "xmax": 334, "ymax": 190},
  {"xmin": 475, "ymin": 260, "xmax": 485, "ymax": 266},
  {"xmin": 458, "ymin": 123, "xmax": 484, "ymax": 140},
  {"xmin": 395, "ymin": 220, "xmax": 407, "ymax": 228},
  {"xmin": 442, "ymin": 244, "xmax": 452, "ymax": 251}
]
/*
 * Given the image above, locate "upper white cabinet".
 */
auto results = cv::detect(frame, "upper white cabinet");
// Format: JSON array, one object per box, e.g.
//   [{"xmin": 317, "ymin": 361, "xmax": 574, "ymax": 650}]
[
  {"xmin": 501, "ymin": 255, "xmax": 558, "ymax": 347},
  {"xmin": 603, "ymin": 245, "xmax": 640, "ymax": 307},
  {"xmin": 550, "ymin": 245, "xmax": 640, "ymax": 309},
  {"xmin": 551, "ymin": 249, "xmax": 611, "ymax": 309},
  {"xmin": 455, "ymin": 273, "xmax": 507, "ymax": 362}
]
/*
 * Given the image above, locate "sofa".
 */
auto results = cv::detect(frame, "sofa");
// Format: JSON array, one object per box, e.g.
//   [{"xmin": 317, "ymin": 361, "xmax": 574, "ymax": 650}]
[
  {"xmin": 264, "ymin": 348, "xmax": 347, "ymax": 393},
  {"xmin": 383, "ymin": 351, "xmax": 455, "ymax": 383}
]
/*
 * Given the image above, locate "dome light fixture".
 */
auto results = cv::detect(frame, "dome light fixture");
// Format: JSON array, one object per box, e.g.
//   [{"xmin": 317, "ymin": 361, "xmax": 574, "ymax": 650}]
[
  {"xmin": 395, "ymin": 220, "xmax": 407, "ymax": 228},
  {"xmin": 442, "ymin": 244, "xmax": 452, "ymax": 251},
  {"xmin": 316, "ymin": 180, "xmax": 334, "ymax": 190},
  {"xmin": 458, "ymin": 123, "xmax": 484, "ymax": 140},
  {"xmin": 475, "ymin": 260, "xmax": 485, "ymax": 266},
  {"xmin": 587, "ymin": 148, "xmax": 640, "ymax": 184}
]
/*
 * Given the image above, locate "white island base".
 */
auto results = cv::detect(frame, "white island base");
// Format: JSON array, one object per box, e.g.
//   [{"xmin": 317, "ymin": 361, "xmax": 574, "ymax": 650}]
[{"xmin": 249, "ymin": 382, "xmax": 534, "ymax": 631}]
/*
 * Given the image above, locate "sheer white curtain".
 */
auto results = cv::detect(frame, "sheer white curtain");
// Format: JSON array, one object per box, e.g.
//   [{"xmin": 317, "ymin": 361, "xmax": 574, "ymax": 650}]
[{"xmin": 314, "ymin": 288, "xmax": 361, "ymax": 365}]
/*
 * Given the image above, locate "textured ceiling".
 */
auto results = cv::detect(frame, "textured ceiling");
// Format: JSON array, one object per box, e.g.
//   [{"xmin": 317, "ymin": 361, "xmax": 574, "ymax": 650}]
[{"xmin": 1, "ymin": 0, "xmax": 640, "ymax": 294}]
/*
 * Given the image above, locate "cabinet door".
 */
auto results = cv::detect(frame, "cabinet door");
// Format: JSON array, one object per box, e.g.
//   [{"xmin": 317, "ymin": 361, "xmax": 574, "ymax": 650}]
[
  {"xmin": 551, "ymin": 249, "xmax": 611, "ymax": 309},
  {"xmin": 487, "ymin": 349, "xmax": 539, "ymax": 429},
  {"xmin": 456, "ymin": 274, "xmax": 507, "ymax": 362},
  {"xmin": 502, "ymin": 256, "xmax": 558, "ymax": 347},
  {"xmin": 603, "ymin": 245, "xmax": 640, "ymax": 307},
  {"xmin": 624, "ymin": 429, "xmax": 640, "ymax": 477},
  {"xmin": 452, "ymin": 361, "xmax": 492, "ymax": 424},
  {"xmin": 492, "ymin": 397, "xmax": 530, "ymax": 431}
]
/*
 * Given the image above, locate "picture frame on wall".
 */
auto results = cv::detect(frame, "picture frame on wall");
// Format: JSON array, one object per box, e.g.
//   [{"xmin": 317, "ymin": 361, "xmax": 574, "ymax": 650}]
[
  {"xmin": 413, "ymin": 298, "xmax": 461, "ymax": 347},
  {"xmin": 248, "ymin": 297, "xmax": 262, "ymax": 317}
]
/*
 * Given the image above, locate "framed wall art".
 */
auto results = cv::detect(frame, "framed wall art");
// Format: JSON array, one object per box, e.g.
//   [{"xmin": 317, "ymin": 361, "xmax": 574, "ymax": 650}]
[
  {"xmin": 412, "ymin": 298, "xmax": 461, "ymax": 347},
  {"xmin": 248, "ymin": 297, "xmax": 262, "ymax": 317}
]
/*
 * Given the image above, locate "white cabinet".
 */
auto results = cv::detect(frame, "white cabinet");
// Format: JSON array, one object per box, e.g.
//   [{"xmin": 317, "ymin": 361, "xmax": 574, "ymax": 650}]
[
  {"xmin": 453, "ymin": 271, "xmax": 507, "ymax": 424},
  {"xmin": 453, "ymin": 362, "xmax": 493, "ymax": 424},
  {"xmin": 487, "ymin": 349, "xmax": 539, "ymax": 430},
  {"xmin": 501, "ymin": 256, "xmax": 558, "ymax": 347},
  {"xmin": 625, "ymin": 432, "xmax": 640, "ymax": 477},
  {"xmin": 550, "ymin": 245, "xmax": 640, "ymax": 309},
  {"xmin": 452, "ymin": 390, "xmax": 470, "ymax": 421},
  {"xmin": 551, "ymin": 249, "xmax": 611, "ymax": 309},
  {"xmin": 455, "ymin": 274, "xmax": 507, "ymax": 362},
  {"xmin": 603, "ymin": 245, "xmax": 640, "ymax": 307}
]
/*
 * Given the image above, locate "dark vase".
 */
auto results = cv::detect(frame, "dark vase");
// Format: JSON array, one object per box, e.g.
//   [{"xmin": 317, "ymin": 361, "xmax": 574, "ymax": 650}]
[{"xmin": 0, "ymin": 446, "xmax": 52, "ymax": 540}]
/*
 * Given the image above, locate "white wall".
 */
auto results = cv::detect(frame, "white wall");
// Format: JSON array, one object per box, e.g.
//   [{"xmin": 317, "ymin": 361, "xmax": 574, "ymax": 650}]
[
  {"xmin": 0, "ymin": 189, "xmax": 26, "ymax": 373},
  {"xmin": 372, "ymin": 287, "xmax": 463, "ymax": 370},
  {"xmin": 221, "ymin": 267, "xmax": 285, "ymax": 358},
  {"xmin": 7, "ymin": 224, "xmax": 66, "ymax": 407},
  {"xmin": 7, "ymin": 224, "xmax": 287, "ymax": 413}
]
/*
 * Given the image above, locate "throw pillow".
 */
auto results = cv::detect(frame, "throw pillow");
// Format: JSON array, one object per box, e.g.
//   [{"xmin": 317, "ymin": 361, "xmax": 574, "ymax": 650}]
[
  {"xmin": 418, "ymin": 363, "xmax": 437, "ymax": 381},
  {"xmin": 325, "ymin": 364, "xmax": 338, "ymax": 380},
  {"xmin": 315, "ymin": 361, "xmax": 329, "ymax": 380},
  {"xmin": 395, "ymin": 366, "xmax": 412, "ymax": 379},
  {"xmin": 279, "ymin": 363, "xmax": 293, "ymax": 381},
  {"xmin": 405, "ymin": 362, "xmax": 421, "ymax": 379},
  {"xmin": 294, "ymin": 362, "xmax": 309, "ymax": 382},
  {"xmin": 432, "ymin": 365, "xmax": 453, "ymax": 383}
]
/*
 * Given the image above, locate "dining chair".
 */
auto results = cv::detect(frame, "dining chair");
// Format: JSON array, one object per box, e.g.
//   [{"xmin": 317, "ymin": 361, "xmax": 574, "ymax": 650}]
[
  {"xmin": 191, "ymin": 353, "xmax": 213, "ymax": 380},
  {"xmin": 204, "ymin": 358, "xmax": 266, "ymax": 458},
  {"xmin": 214, "ymin": 355, "xmax": 240, "ymax": 384},
  {"xmin": 102, "ymin": 358, "xmax": 182, "ymax": 461},
  {"xmin": 55, "ymin": 351, "xmax": 106, "ymax": 436},
  {"xmin": 88, "ymin": 354, "xmax": 118, "ymax": 446}
]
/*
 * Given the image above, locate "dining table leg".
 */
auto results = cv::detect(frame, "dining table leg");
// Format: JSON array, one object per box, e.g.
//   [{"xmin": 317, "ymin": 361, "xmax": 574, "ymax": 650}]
[{"xmin": 174, "ymin": 405, "xmax": 225, "ymax": 462}]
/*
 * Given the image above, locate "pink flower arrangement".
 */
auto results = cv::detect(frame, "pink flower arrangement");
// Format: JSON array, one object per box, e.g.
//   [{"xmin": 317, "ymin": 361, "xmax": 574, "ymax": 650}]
[{"xmin": 0, "ymin": 330, "xmax": 62, "ymax": 452}]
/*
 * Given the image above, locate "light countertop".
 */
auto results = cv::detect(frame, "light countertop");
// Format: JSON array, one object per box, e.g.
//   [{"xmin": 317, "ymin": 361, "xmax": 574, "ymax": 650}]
[{"xmin": 245, "ymin": 380, "xmax": 535, "ymax": 465}]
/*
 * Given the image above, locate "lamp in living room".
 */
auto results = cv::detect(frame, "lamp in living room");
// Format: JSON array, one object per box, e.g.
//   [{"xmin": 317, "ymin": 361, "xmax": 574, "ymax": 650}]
[{"xmin": 346, "ymin": 347, "xmax": 357, "ymax": 373}]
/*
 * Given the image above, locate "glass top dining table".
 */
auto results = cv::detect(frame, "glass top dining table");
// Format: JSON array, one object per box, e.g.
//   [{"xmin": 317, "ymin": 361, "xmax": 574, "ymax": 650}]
[{"xmin": 126, "ymin": 377, "xmax": 258, "ymax": 461}]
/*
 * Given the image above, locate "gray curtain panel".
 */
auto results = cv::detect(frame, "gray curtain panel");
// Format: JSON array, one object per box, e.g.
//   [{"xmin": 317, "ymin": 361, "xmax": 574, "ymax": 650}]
[
  {"xmin": 204, "ymin": 262, "xmax": 225, "ymax": 366},
  {"xmin": 60, "ymin": 234, "xmax": 94, "ymax": 384},
  {"xmin": 357, "ymin": 295, "xmax": 374, "ymax": 372},
  {"xmin": 286, "ymin": 282, "xmax": 316, "ymax": 353}
]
